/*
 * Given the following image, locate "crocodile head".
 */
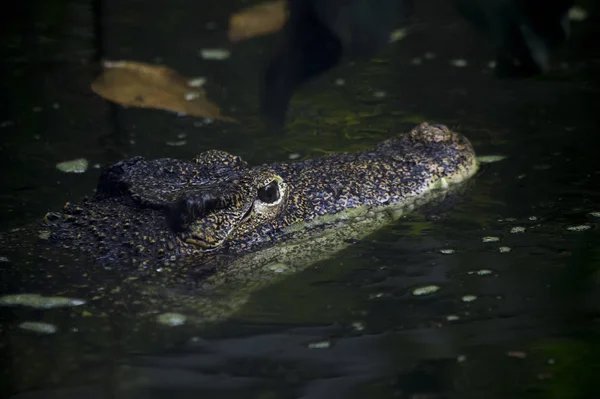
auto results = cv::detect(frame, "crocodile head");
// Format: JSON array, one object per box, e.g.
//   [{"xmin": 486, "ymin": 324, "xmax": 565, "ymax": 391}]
[{"xmin": 42, "ymin": 123, "xmax": 478, "ymax": 266}]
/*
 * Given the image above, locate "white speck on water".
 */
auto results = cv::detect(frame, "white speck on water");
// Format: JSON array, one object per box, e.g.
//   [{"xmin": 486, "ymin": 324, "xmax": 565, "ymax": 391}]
[
  {"xmin": 185, "ymin": 92, "xmax": 201, "ymax": 101},
  {"xmin": 461, "ymin": 295, "xmax": 477, "ymax": 302},
  {"xmin": 468, "ymin": 269, "xmax": 493, "ymax": 276},
  {"xmin": 205, "ymin": 21, "xmax": 218, "ymax": 30},
  {"xmin": 32, "ymin": 106, "xmax": 43, "ymax": 112},
  {"xmin": 457, "ymin": 355, "xmax": 467, "ymax": 363},
  {"xmin": 156, "ymin": 312, "xmax": 186, "ymax": 326},
  {"xmin": 529, "ymin": 216, "xmax": 538, "ymax": 221},
  {"xmin": 288, "ymin": 153, "xmax": 301, "ymax": 160},
  {"xmin": 166, "ymin": 140, "xmax": 187, "ymax": 147},
  {"xmin": 56, "ymin": 158, "xmax": 88, "ymax": 173},
  {"xmin": 568, "ymin": 6, "xmax": 588, "ymax": 21},
  {"xmin": 0, "ymin": 256, "xmax": 9, "ymax": 262},
  {"xmin": 477, "ymin": 155, "xmax": 507, "ymax": 163},
  {"xmin": 446, "ymin": 315, "xmax": 460, "ymax": 321},
  {"xmin": 0, "ymin": 294, "xmax": 87, "ymax": 309},
  {"xmin": 373, "ymin": 91, "xmax": 386, "ymax": 98},
  {"xmin": 188, "ymin": 77, "xmax": 206, "ymax": 87},
  {"xmin": 93, "ymin": 163, "xmax": 101, "ymax": 169},
  {"xmin": 369, "ymin": 292, "xmax": 389, "ymax": 299},
  {"xmin": 308, "ymin": 340, "xmax": 331, "ymax": 349},
  {"xmin": 411, "ymin": 57, "xmax": 423, "ymax": 65},
  {"xmin": 204, "ymin": 117, "xmax": 214, "ymax": 124},
  {"xmin": 19, "ymin": 321, "xmax": 58, "ymax": 334},
  {"xmin": 499, "ymin": 246, "xmax": 512, "ymax": 253},
  {"xmin": 389, "ymin": 28, "xmax": 407, "ymax": 42},
  {"xmin": 424, "ymin": 52, "xmax": 436, "ymax": 60},
  {"xmin": 482, "ymin": 236, "xmax": 500, "ymax": 243},
  {"xmin": 351, "ymin": 321, "xmax": 365, "ymax": 331},
  {"xmin": 412, "ymin": 285, "xmax": 441, "ymax": 296},
  {"xmin": 334, "ymin": 78, "xmax": 345, "ymax": 86},
  {"xmin": 199, "ymin": 48, "xmax": 230, "ymax": 60},
  {"xmin": 567, "ymin": 225, "xmax": 591, "ymax": 232},
  {"xmin": 510, "ymin": 226, "xmax": 526, "ymax": 234},
  {"xmin": 488, "ymin": 61, "xmax": 496, "ymax": 69},
  {"xmin": 517, "ymin": 174, "xmax": 527, "ymax": 179},
  {"xmin": 0, "ymin": 120, "xmax": 15, "ymax": 128},
  {"xmin": 590, "ymin": 212, "xmax": 600, "ymax": 218},
  {"xmin": 177, "ymin": 132, "xmax": 187, "ymax": 139},
  {"xmin": 440, "ymin": 249, "xmax": 455, "ymax": 255},
  {"xmin": 52, "ymin": 103, "xmax": 60, "ymax": 109},
  {"xmin": 450, "ymin": 59, "xmax": 468, "ymax": 67}
]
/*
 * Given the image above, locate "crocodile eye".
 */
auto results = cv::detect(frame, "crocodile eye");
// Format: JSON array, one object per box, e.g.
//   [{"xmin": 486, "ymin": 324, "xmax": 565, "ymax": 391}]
[{"xmin": 257, "ymin": 181, "xmax": 280, "ymax": 203}]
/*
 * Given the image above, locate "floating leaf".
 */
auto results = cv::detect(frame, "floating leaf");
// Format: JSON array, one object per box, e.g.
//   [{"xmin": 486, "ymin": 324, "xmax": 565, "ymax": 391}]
[
  {"xmin": 91, "ymin": 60, "xmax": 236, "ymax": 122},
  {"xmin": 229, "ymin": 0, "xmax": 288, "ymax": 42}
]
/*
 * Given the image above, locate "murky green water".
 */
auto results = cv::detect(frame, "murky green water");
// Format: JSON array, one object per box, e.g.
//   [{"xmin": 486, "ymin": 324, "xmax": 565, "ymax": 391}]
[{"xmin": 1, "ymin": 0, "xmax": 600, "ymax": 398}]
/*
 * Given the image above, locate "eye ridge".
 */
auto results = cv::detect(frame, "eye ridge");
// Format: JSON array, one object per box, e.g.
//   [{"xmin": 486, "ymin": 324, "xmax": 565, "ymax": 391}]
[{"xmin": 257, "ymin": 181, "xmax": 280, "ymax": 203}]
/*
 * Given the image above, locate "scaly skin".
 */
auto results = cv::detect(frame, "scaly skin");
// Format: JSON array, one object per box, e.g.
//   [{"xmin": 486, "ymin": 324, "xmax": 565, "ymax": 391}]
[{"xmin": 0, "ymin": 123, "xmax": 478, "ymax": 325}]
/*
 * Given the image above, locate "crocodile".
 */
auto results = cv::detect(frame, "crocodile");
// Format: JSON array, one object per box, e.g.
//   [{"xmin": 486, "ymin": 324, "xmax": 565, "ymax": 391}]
[{"xmin": 0, "ymin": 123, "xmax": 478, "ymax": 326}]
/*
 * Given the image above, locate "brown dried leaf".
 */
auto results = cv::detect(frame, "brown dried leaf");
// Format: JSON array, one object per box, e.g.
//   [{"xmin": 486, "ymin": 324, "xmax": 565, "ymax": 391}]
[
  {"xmin": 91, "ymin": 60, "xmax": 236, "ymax": 122},
  {"xmin": 229, "ymin": 0, "xmax": 288, "ymax": 42}
]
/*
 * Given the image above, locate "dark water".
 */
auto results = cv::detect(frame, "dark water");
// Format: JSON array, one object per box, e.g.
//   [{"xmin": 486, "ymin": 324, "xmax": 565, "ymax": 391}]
[{"xmin": 1, "ymin": 0, "xmax": 600, "ymax": 398}]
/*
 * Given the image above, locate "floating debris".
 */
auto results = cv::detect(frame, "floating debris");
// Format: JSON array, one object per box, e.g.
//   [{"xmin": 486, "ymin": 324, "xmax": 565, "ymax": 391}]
[
  {"xmin": 529, "ymin": 216, "xmax": 538, "ymax": 221},
  {"xmin": 424, "ymin": 52, "xmax": 436, "ymax": 60},
  {"xmin": 185, "ymin": 92, "xmax": 202, "ymax": 101},
  {"xmin": 0, "ymin": 256, "xmax": 9, "ymax": 262},
  {"xmin": 411, "ymin": 57, "xmax": 423, "ymax": 65},
  {"xmin": 156, "ymin": 312, "xmax": 187, "ymax": 326},
  {"xmin": 351, "ymin": 321, "xmax": 365, "ymax": 331},
  {"xmin": 288, "ymin": 153, "xmax": 300, "ymax": 160},
  {"xmin": 446, "ymin": 315, "xmax": 460, "ymax": 321},
  {"xmin": 165, "ymin": 140, "xmax": 187, "ymax": 147},
  {"xmin": 461, "ymin": 295, "xmax": 477, "ymax": 302},
  {"xmin": 0, "ymin": 293, "xmax": 86, "ymax": 309},
  {"xmin": 510, "ymin": 226, "xmax": 526, "ymax": 234},
  {"xmin": 477, "ymin": 155, "xmax": 507, "ymax": 163},
  {"xmin": 308, "ymin": 340, "xmax": 331, "ymax": 349},
  {"xmin": 567, "ymin": 225, "xmax": 591, "ymax": 232},
  {"xmin": 568, "ymin": 6, "xmax": 588, "ymax": 21},
  {"xmin": 590, "ymin": 212, "xmax": 600, "ymax": 218},
  {"xmin": 450, "ymin": 59, "xmax": 468, "ymax": 67},
  {"xmin": 199, "ymin": 48, "xmax": 231, "ymax": 60},
  {"xmin": 468, "ymin": 269, "xmax": 493, "ymax": 276},
  {"xmin": 507, "ymin": 351, "xmax": 527, "ymax": 359},
  {"xmin": 482, "ymin": 236, "xmax": 500, "ymax": 243},
  {"xmin": 498, "ymin": 246, "xmax": 512, "ymax": 253},
  {"xmin": 19, "ymin": 321, "xmax": 58, "ymax": 334},
  {"xmin": 0, "ymin": 120, "xmax": 15, "ymax": 128},
  {"xmin": 228, "ymin": 0, "xmax": 288, "ymax": 42},
  {"xmin": 56, "ymin": 158, "xmax": 88, "ymax": 173},
  {"xmin": 487, "ymin": 61, "xmax": 496, "ymax": 69},
  {"xmin": 334, "ymin": 78, "xmax": 345, "ymax": 86},
  {"xmin": 373, "ymin": 91, "xmax": 387, "ymax": 98},
  {"xmin": 32, "ymin": 106, "xmax": 43, "ymax": 112},
  {"xmin": 457, "ymin": 355, "xmax": 467, "ymax": 363},
  {"xmin": 389, "ymin": 28, "xmax": 408, "ymax": 43},
  {"xmin": 187, "ymin": 77, "xmax": 206, "ymax": 87},
  {"xmin": 412, "ymin": 285, "xmax": 441, "ymax": 296},
  {"xmin": 440, "ymin": 249, "xmax": 455, "ymax": 255},
  {"xmin": 92, "ymin": 60, "xmax": 236, "ymax": 121}
]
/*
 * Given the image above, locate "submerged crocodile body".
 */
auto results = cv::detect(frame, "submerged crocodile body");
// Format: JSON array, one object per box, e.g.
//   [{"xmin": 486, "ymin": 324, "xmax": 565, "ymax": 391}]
[{"xmin": 1, "ymin": 123, "xmax": 478, "ymax": 325}]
